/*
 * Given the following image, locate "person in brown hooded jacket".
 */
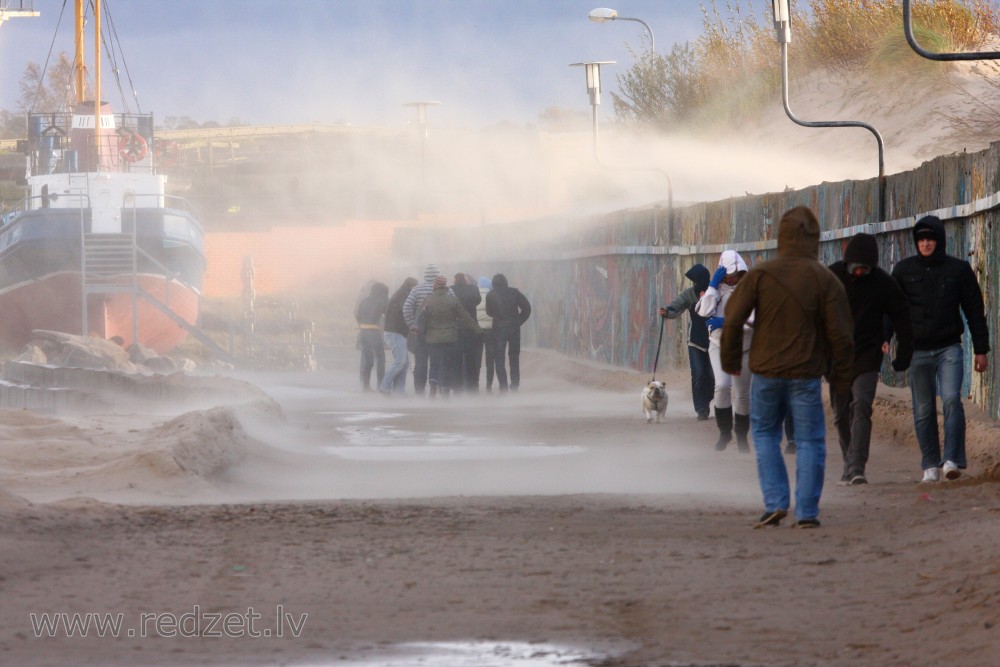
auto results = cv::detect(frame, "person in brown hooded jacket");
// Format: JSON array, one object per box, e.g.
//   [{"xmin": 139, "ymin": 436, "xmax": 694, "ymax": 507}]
[{"xmin": 721, "ymin": 206, "xmax": 854, "ymax": 529}]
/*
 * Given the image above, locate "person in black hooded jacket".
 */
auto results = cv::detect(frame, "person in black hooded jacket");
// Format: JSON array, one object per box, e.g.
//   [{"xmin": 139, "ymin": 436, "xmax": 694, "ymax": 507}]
[
  {"xmin": 484, "ymin": 273, "xmax": 531, "ymax": 392},
  {"xmin": 891, "ymin": 215, "xmax": 989, "ymax": 483},
  {"xmin": 828, "ymin": 233, "xmax": 913, "ymax": 485},
  {"xmin": 356, "ymin": 281, "xmax": 389, "ymax": 392},
  {"xmin": 659, "ymin": 264, "xmax": 714, "ymax": 420}
]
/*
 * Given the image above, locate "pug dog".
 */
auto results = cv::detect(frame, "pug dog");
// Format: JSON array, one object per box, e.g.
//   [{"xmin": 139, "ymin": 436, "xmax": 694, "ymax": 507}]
[{"xmin": 642, "ymin": 380, "xmax": 668, "ymax": 423}]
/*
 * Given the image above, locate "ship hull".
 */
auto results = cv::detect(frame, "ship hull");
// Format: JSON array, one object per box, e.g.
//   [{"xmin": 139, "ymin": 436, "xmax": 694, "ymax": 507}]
[{"xmin": 0, "ymin": 271, "xmax": 199, "ymax": 354}]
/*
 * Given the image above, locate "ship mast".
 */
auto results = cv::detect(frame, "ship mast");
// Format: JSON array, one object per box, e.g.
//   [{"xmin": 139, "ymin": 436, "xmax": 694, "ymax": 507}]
[
  {"xmin": 93, "ymin": 0, "xmax": 100, "ymax": 161},
  {"xmin": 72, "ymin": 0, "xmax": 102, "ymax": 159},
  {"xmin": 74, "ymin": 0, "xmax": 85, "ymax": 103}
]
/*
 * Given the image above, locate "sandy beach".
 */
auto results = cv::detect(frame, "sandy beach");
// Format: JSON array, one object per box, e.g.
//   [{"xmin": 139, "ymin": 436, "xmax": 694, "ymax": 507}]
[{"xmin": 1, "ymin": 349, "xmax": 999, "ymax": 667}]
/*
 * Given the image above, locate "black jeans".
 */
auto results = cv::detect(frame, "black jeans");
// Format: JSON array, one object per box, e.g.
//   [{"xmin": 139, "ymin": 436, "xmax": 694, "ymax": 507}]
[
  {"xmin": 494, "ymin": 325, "xmax": 521, "ymax": 391},
  {"xmin": 688, "ymin": 345, "xmax": 714, "ymax": 415},
  {"xmin": 428, "ymin": 340, "xmax": 457, "ymax": 390},
  {"xmin": 409, "ymin": 333, "xmax": 429, "ymax": 395},
  {"xmin": 456, "ymin": 330, "xmax": 483, "ymax": 392}
]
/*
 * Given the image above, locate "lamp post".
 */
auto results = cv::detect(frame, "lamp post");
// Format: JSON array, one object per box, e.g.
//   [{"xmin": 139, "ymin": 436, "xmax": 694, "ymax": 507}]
[
  {"xmin": 570, "ymin": 61, "xmax": 614, "ymax": 162},
  {"xmin": 588, "ymin": 7, "xmax": 655, "ymax": 52},
  {"xmin": 403, "ymin": 100, "xmax": 441, "ymax": 188},
  {"xmin": 570, "ymin": 60, "xmax": 673, "ymax": 245},
  {"xmin": 772, "ymin": 0, "xmax": 885, "ymax": 221},
  {"xmin": 902, "ymin": 0, "xmax": 1000, "ymax": 60}
]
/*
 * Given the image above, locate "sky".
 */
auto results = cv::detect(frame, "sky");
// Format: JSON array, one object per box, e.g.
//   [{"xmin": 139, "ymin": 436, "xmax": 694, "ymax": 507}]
[{"xmin": 0, "ymin": 0, "xmax": 707, "ymax": 128}]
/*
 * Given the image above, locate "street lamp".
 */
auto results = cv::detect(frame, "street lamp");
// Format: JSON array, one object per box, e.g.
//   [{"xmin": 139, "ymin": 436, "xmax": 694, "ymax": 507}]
[
  {"xmin": 902, "ymin": 0, "xmax": 1000, "ymax": 60},
  {"xmin": 570, "ymin": 60, "xmax": 673, "ymax": 245},
  {"xmin": 403, "ymin": 100, "xmax": 441, "ymax": 189},
  {"xmin": 771, "ymin": 0, "xmax": 885, "ymax": 221},
  {"xmin": 570, "ymin": 61, "xmax": 615, "ymax": 160},
  {"xmin": 771, "ymin": 0, "xmax": 791, "ymax": 44},
  {"xmin": 588, "ymin": 7, "xmax": 655, "ymax": 52}
]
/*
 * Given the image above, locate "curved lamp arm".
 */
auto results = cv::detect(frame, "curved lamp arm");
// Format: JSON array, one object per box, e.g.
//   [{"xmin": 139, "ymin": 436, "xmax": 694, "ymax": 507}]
[{"xmin": 903, "ymin": 0, "xmax": 1000, "ymax": 61}]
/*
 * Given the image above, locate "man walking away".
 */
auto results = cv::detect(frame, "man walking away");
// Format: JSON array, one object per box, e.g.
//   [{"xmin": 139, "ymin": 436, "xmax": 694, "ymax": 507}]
[
  {"xmin": 356, "ymin": 281, "xmax": 388, "ymax": 392},
  {"xmin": 485, "ymin": 273, "xmax": 531, "ymax": 393},
  {"xmin": 403, "ymin": 264, "xmax": 446, "ymax": 397},
  {"xmin": 828, "ymin": 233, "xmax": 913, "ymax": 485},
  {"xmin": 476, "ymin": 277, "xmax": 496, "ymax": 392},
  {"xmin": 890, "ymin": 215, "xmax": 989, "ymax": 483},
  {"xmin": 659, "ymin": 264, "xmax": 714, "ymax": 420},
  {"xmin": 452, "ymin": 273, "xmax": 483, "ymax": 393},
  {"xmin": 379, "ymin": 277, "xmax": 418, "ymax": 396},
  {"xmin": 423, "ymin": 275, "xmax": 483, "ymax": 398},
  {"xmin": 721, "ymin": 206, "xmax": 854, "ymax": 529}
]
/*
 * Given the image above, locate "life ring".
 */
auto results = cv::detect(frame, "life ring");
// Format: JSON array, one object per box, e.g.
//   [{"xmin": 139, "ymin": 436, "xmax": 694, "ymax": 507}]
[
  {"xmin": 153, "ymin": 139, "xmax": 179, "ymax": 170},
  {"xmin": 118, "ymin": 132, "xmax": 148, "ymax": 163}
]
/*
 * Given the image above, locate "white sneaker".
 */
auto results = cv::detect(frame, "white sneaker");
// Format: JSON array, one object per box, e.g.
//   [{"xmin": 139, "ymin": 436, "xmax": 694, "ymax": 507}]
[
  {"xmin": 921, "ymin": 467, "xmax": 941, "ymax": 483},
  {"xmin": 943, "ymin": 461, "xmax": 961, "ymax": 480}
]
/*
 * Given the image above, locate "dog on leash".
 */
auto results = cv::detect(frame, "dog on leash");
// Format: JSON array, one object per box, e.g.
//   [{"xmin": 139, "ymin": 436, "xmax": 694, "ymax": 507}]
[{"xmin": 642, "ymin": 380, "xmax": 668, "ymax": 423}]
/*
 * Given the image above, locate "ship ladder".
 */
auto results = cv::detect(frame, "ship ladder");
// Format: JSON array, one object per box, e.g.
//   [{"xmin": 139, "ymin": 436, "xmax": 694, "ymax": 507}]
[{"xmin": 81, "ymin": 233, "xmax": 140, "ymax": 343}]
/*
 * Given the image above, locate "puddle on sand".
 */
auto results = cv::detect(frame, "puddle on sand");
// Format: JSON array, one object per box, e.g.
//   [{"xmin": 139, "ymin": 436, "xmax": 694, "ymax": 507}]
[
  {"xmin": 327, "ymin": 425, "xmax": 583, "ymax": 461},
  {"xmin": 299, "ymin": 640, "xmax": 615, "ymax": 666},
  {"xmin": 317, "ymin": 410, "xmax": 406, "ymax": 423}
]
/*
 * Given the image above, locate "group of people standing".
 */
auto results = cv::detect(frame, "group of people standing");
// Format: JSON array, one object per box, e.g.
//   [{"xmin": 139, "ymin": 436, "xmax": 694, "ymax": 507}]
[
  {"xmin": 356, "ymin": 264, "xmax": 532, "ymax": 399},
  {"xmin": 662, "ymin": 206, "xmax": 989, "ymax": 529}
]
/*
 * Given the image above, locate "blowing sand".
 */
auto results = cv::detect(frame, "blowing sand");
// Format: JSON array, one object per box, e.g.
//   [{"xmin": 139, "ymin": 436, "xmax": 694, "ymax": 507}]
[{"xmin": 0, "ymin": 349, "xmax": 999, "ymax": 667}]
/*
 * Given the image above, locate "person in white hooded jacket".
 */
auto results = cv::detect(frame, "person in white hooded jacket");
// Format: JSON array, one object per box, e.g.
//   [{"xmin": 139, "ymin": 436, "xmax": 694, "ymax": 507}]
[{"xmin": 696, "ymin": 249, "xmax": 754, "ymax": 452}]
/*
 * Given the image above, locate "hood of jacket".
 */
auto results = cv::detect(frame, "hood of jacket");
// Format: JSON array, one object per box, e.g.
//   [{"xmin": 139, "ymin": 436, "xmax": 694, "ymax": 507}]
[
  {"xmin": 423, "ymin": 264, "xmax": 441, "ymax": 282},
  {"xmin": 719, "ymin": 250, "xmax": 748, "ymax": 275},
  {"xmin": 685, "ymin": 264, "xmax": 710, "ymax": 292},
  {"xmin": 777, "ymin": 206, "xmax": 820, "ymax": 259},
  {"xmin": 844, "ymin": 233, "xmax": 879, "ymax": 268},
  {"xmin": 912, "ymin": 215, "xmax": 947, "ymax": 265},
  {"xmin": 492, "ymin": 273, "xmax": 509, "ymax": 288}
]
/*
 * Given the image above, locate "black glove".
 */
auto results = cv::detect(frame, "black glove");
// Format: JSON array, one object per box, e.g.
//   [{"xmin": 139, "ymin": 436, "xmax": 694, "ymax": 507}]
[{"xmin": 891, "ymin": 358, "xmax": 910, "ymax": 372}]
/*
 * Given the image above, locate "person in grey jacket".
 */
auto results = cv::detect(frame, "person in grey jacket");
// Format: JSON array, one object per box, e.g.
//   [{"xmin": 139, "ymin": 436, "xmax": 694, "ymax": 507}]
[
  {"xmin": 423, "ymin": 275, "xmax": 483, "ymax": 398},
  {"xmin": 659, "ymin": 264, "xmax": 714, "ymax": 420},
  {"xmin": 403, "ymin": 264, "xmax": 448, "ymax": 396},
  {"xmin": 485, "ymin": 273, "xmax": 531, "ymax": 393}
]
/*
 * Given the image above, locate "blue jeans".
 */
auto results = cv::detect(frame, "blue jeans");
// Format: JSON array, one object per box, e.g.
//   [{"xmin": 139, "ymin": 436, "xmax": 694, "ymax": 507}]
[
  {"xmin": 688, "ymin": 346, "xmax": 714, "ymax": 415},
  {"xmin": 379, "ymin": 332, "xmax": 409, "ymax": 395},
  {"xmin": 358, "ymin": 329, "xmax": 384, "ymax": 389},
  {"xmin": 909, "ymin": 345, "xmax": 966, "ymax": 470},
  {"xmin": 751, "ymin": 375, "xmax": 826, "ymax": 522}
]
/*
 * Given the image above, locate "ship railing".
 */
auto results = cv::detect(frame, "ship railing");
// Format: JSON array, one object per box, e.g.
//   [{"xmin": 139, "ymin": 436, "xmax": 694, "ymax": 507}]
[
  {"xmin": 123, "ymin": 192, "xmax": 203, "ymax": 225},
  {"xmin": 28, "ymin": 111, "xmax": 160, "ymax": 176},
  {"xmin": 119, "ymin": 194, "xmax": 205, "ymax": 312},
  {"xmin": 1, "ymin": 191, "xmax": 92, "ymax": 221}
]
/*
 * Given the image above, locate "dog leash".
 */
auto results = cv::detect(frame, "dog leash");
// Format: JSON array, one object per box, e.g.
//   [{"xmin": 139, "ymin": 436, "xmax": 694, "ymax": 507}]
[{"xmin": 651, "ymin": 314, "xmax": 665, "ymax": 383}]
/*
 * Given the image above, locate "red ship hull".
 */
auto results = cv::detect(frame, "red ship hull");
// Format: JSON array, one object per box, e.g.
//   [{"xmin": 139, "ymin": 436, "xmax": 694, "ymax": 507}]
[{"xmin": 0, "ymin": 272, "xmax": 199, "ymax": 354}]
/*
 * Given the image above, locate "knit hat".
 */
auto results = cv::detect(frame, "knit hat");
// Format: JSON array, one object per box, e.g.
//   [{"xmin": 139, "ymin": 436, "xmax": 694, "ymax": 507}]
[
  {"xmin": 433, "ymin": 275, "xmax": 447, "ymax": 288},
  {"xmin": 424, "ymin": 264, "xmax": 441, "ymax": 281}
]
